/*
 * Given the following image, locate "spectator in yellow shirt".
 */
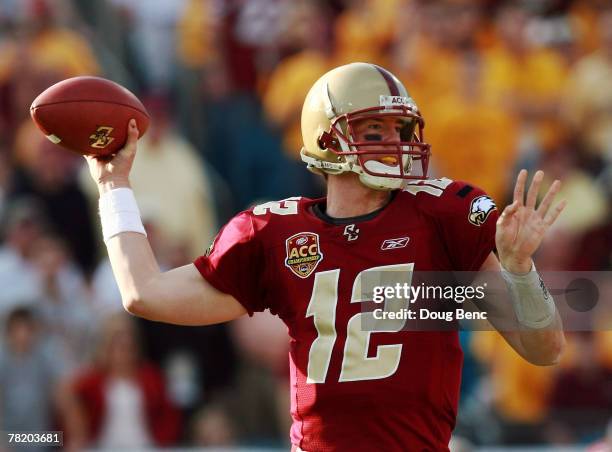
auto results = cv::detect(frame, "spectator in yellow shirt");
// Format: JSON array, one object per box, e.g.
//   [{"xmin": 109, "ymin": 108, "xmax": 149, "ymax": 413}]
[
  {"xmin": 471, "ymin": 331, "xmax": 556, "ymax": 444},
  {"xmin": 561, "ymin": 6, "xmax": 612, "ymax": 160},
  {"xmin": 425, "ymin": 54, "xmax": 518, "ymax": 203},
  {"xmin": 332, "ymin": 0, "xmax": 403, "ymax": 67},
  {"xmin": 262, "ymin": 2, "xmax": 334, "ymax": 157},
  {"xmin": 481, "ymin": 2, "xmax": 568, "ymax": 154}
]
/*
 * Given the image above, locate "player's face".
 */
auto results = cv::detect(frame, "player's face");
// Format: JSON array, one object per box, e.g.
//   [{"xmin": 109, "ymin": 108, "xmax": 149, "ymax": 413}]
[{"xmin": 351, "ymin": 116, "xmax": 407, "ymax": 167}]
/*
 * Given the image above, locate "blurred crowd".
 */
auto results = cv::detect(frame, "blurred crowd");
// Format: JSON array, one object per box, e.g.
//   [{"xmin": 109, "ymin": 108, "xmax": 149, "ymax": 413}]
[{"xmin": 0, "ymin": 0, "xmax": 611, "ymax": 449}]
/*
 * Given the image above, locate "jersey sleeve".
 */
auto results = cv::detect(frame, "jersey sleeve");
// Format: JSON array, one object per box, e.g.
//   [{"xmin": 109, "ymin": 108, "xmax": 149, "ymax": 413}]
[
  {"xmin": 439, "ymin": 183, "xmax": 499, "ymax": 271},
  {"xmin": 193, "ymin": 211, "xmax": 267, "ymax": 315}
]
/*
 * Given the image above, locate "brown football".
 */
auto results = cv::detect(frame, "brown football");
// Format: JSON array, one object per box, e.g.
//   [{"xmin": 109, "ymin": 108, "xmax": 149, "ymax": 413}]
[{"xmin": 30, "ymin": 76, "xmax": 150, "ymax": 157}]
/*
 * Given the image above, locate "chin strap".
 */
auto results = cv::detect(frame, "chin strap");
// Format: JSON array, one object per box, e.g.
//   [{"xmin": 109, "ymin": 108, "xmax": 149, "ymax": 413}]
[
  {"xmin": 300, "ymin": 148, "xmax": 351, "ymax": 174},
  {"xmin": 301, "ymin": 148, "xmax": 407, "ymax": 191},
  {"xmin": 359, "ymin": 172, "xmax": 406, "ymax": 191}
]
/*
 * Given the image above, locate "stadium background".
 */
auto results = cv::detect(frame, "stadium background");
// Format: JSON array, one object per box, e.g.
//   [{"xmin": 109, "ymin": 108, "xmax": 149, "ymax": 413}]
[{"xmin": 0, "ymin": 0, "xmax": 611, "ymax": 450}]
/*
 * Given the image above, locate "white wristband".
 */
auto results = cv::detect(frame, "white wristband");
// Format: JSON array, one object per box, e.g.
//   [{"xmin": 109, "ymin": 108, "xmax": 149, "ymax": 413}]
[
  {"xmin": 99, "ymin": 187, "xmax": 147, "ymax": 244},
  {"xmin": 501, "ymin": 262, "xmax": 556, "ymax": 329}
]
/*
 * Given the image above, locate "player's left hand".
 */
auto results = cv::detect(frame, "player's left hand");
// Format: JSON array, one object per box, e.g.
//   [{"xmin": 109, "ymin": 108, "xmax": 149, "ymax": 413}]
[{"xmin": 496, "ymin": 169, "xmax": 566, "ymax": 274}]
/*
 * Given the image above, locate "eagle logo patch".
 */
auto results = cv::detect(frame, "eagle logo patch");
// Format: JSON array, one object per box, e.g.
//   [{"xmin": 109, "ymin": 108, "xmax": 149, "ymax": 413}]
[
  {"xmin": 285, "ymin": 232, "xmax": 323, "ymax": 278},
  {"xmin": 468, "ymin": 195, "xmax": 497, "ymax": 226}
]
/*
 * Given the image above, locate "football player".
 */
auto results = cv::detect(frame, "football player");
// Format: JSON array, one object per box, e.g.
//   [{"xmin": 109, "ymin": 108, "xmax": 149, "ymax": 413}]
[{"xmin": 85, "ymin": 63, "xmax": 566, "ymax": 451}]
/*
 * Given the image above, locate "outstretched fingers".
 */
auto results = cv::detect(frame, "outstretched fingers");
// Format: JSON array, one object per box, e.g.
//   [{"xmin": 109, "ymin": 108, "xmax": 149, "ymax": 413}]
[
  {"xmin": 496, "ymin": 201, "xmax": 520, "ymax": 249},
  {"xmin": 497, "ymin": 201, "xmax": 519, "ymax": 229},
  {"xmin": 513, "ymin": 169, "xmax": 527, "ymax": 206},
  {"xmin": 543, "ymin": 199, "xmax": 567, "ymax": 226},
  {"xmin": 537, "ymin": 179, "xmax": 561, "ymax": 218},
  {"xmin": 525, "ymin": 170, "xmax": 543, "ymax": 210}
]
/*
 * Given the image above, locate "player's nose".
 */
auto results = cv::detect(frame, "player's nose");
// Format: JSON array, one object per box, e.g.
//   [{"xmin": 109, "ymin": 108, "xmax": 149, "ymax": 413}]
[
  {"xmin": 382, "ymin": 123, "xmax": 401, "ymax": 141},
  {"xmin": 383, "ymin": 130, "xmax": 401, "ymax": 143}
]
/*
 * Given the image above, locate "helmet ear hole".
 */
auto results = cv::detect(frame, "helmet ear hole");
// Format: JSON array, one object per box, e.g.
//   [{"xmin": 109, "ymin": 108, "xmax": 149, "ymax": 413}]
[{"xmin": 318, "ymin": 131, "xmax": 339, "ymax": 150}]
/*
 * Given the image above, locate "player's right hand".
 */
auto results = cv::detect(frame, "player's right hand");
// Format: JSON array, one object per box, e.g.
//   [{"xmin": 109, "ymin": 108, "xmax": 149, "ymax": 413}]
[{"xmin": 84, "ymin": 118, "xmax": 139, "ymax": 194}]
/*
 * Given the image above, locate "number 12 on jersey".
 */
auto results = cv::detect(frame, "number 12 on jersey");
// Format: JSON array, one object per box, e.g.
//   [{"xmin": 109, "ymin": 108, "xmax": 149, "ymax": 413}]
[{"xmin": 306, "ymin": 263, "xmax": 414, "ymax": 383}]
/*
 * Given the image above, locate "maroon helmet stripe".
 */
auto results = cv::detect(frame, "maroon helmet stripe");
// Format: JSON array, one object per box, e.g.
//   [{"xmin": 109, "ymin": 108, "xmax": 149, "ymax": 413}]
[{"xmin": 373, "ymin": 65, "xmax": 400, "ymax": 96}]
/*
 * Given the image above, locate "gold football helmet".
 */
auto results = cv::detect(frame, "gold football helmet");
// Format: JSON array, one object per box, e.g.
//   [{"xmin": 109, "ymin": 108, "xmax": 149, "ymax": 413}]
[{"xmin": 300, "ymin": 62, "xmax": 430, "ymax": 190}]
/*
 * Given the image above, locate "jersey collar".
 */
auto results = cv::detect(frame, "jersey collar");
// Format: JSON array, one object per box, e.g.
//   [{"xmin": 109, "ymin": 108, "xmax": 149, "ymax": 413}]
[{"xmin": 311, "ymin": 190, "xmax": 399, "ymax": 225}]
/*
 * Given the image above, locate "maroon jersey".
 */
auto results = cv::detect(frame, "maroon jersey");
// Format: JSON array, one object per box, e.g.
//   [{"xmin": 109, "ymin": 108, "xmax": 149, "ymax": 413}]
[{"xmin": 194, "ymin": 178, "xmax": 498, "ymax": 451}]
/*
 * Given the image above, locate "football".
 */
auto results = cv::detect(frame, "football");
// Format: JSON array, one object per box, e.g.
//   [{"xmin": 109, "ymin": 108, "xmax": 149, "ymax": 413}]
[{"xmin": 30, "ymin": 76, "xmax": 150, "ymax": 157}]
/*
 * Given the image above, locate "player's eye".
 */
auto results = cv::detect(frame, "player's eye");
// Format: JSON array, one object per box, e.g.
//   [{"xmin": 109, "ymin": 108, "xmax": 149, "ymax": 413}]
[{"xmin": 367, "ymin": 123, "xmax": 382, "ymax": 130}]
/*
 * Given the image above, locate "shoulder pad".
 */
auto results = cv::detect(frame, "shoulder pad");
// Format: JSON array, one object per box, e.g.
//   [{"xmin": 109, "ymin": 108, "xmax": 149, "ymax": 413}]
[{"xmin": 402, "ymin": 178, "xmax": 497, "ymax": 222}]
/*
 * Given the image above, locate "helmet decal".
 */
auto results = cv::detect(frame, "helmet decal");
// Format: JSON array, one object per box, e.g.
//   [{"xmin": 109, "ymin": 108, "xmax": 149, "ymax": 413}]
[{"xmin": 373, "ymin": 64, "xmax": 401, "ymax": 96}]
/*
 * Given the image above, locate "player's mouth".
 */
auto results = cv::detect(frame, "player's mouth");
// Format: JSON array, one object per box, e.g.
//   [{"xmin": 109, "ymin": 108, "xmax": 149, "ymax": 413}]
[
  {"xmin": 379, "ymin": 156, "xmax": 398, "ymax": 166},
  {"xmin": 361, "ymin": 154, "xmax": 405, "ymax": 177}
]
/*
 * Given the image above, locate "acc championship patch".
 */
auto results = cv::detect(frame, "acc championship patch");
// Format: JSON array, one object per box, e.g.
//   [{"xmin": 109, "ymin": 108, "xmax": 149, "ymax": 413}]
[
  {"xmin": 285, "ymin": 232, "xmax": 323, "ymax": 278},
  {"xmin": 468, "ymin": 195, "xmax": 497, "ymax": 226}
]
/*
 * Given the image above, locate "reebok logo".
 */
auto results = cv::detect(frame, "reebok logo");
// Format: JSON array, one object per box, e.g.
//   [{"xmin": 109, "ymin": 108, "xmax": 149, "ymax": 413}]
[{"xmin": 381, "ymin": 237, "xmax": 410, "ymax": 250}]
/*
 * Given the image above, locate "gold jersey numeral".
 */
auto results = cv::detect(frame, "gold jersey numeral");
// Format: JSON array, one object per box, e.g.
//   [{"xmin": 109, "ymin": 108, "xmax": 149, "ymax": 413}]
[{"xmin": 306, "ymin": 263, "xmax": 414, "ymax": 383}]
